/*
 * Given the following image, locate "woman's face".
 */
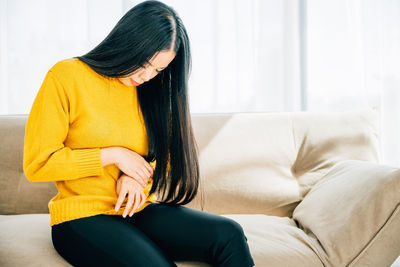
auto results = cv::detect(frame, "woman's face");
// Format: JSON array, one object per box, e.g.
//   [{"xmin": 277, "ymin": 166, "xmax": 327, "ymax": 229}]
[{"xmin": 118, "ymin": 50, "xmax": 176, "ymax": 87}]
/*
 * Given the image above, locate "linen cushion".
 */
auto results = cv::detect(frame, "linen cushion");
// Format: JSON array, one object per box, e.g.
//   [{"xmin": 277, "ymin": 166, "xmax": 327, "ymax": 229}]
[{"xmin": 292, "ymin": 160, "xmax": 400, "ymax": 267}]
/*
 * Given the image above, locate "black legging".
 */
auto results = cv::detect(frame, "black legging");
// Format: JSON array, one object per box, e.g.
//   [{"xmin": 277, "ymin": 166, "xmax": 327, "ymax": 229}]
[{"xmin": 51, "ymin": 202, "xmax": 255, "ymax": 267}]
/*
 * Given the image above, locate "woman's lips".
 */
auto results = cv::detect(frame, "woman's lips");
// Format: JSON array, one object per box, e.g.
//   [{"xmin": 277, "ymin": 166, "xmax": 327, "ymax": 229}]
[{"xmin": 130, "ymin": 78, "xmax": 142, "ymax": 86}]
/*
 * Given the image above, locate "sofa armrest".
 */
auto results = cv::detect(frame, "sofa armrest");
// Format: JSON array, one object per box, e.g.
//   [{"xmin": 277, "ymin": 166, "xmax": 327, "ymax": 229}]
[{"xmin": 292, "ymin": 160, "xmax": 400, "ymax": 267}]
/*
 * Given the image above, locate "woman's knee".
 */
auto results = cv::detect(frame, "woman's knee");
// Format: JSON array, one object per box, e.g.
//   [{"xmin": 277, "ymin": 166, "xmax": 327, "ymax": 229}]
[
  {"xmin": 207, "ymin": 217, "xmax": 254, "ymax": 267},
  {"xmin": 212, "ymin": 216, "xmax": 247, "ymax": 242}
]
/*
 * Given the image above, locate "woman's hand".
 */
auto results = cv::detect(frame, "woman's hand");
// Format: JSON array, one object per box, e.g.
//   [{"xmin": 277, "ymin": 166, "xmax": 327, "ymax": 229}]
[
  {"xmin": 115, "ymin": 174, "xmax": 147, "ymax": 218},
  {"xmin": 101, "ymin": 146, "xmax": 153, "ymax": 188}
]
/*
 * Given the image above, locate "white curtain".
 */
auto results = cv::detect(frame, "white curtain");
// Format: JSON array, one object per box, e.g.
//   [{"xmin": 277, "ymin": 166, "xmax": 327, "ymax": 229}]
[
  {"xmin": 0, "ymin": 0, "xmax": 125, "ymax": 114},
  {"xmin": 147, "ymin": 0, "xmax": 302, "ymax": 113},
  {"xmin": 306, "ymin": 0, "xmax": 400, "ymax": 167},
  {"xmin": 0, "ymin": 0, "xmax": 398, "ymax": 167},
  {"xmin": 0, "ymin": 0, "xmax": 301, "ymax": 115}
]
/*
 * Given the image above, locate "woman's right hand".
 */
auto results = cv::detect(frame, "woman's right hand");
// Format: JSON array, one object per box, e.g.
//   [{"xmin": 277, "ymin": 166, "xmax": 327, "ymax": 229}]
[
  {"xmin": 101, "ymin": 146, "xmax": 154, "ymax": 188},
  {"xmin": 115, "ymin": 174, "xmax": 147, "ymax": 217}
]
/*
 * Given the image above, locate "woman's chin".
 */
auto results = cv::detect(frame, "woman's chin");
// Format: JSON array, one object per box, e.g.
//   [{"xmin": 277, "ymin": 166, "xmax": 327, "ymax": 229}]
[{"xmin": 130, "ymin": 78, "xmax": 142, "ymax": 86}]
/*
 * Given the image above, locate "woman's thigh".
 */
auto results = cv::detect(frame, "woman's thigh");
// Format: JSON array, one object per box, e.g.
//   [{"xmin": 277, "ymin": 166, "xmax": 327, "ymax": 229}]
[
  {"xmin": 51, "ymin": 213, "xmax": 177, "ymax": 267},
  {"xmin": 125, "ymin": 203, "xmax": 254, "ymax": 267}
]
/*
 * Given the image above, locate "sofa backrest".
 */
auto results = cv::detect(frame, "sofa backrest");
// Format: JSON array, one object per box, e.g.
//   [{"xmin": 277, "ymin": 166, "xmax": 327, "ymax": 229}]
[
  {"xmin": 185, "ymin": 109, "xmax": 380, "ymax": 217},
  {"xmin": 0, "ymin": 115, "xmax": 57, "ymax": 214},
  {"xmin": 0, "ymin": 109, "xmax": 379, "ymax": 216}
]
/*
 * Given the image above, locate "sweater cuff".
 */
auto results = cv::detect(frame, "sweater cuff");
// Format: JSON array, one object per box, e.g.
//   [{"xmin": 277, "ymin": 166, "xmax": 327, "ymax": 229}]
[{"xmin": 73, "ymin": 148, "xmax": 104, "ymax": 177}]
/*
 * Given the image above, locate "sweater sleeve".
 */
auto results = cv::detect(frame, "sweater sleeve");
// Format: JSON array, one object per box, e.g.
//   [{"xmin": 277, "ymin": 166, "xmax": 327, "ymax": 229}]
[{"xmin": 23, "ymin": 70, "xmax": 104, "ymax": 182}]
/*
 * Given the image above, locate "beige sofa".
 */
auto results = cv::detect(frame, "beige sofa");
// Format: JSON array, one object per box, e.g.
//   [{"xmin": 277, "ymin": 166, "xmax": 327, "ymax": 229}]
[{"xmin": 0, "ymin": 109, "xmax": 399, "ymax": 267}]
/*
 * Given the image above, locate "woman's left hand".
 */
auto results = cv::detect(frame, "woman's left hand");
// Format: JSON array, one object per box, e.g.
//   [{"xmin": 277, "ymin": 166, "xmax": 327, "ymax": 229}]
[{"xmin": 115, "ymin": 174, "xmax": 147, "ymax": 218}]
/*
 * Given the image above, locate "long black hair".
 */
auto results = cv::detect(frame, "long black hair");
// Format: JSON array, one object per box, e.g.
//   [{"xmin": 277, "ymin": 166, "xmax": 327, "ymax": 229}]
[{"xmin": 77, "ymin": 0, "xmax": 201, "ymax": 206}]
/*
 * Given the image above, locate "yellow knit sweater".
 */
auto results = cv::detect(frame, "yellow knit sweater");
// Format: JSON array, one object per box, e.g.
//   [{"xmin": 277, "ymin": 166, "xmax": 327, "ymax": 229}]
[{"xmin": 23, "ymin": 58, "xmax": 158, "ymax": 227}]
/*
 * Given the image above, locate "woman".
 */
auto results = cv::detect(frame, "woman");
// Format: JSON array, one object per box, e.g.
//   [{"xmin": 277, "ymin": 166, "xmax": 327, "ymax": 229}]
[{"xmin": 23, "ymin": 1, "xmax": 254, "ymax": 266}]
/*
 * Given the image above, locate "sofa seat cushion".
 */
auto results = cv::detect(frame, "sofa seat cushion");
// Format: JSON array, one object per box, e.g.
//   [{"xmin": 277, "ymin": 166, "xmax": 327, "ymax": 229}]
[
  {"xmin": 0, "ymin": 214, "xmax": 70, "ymax": 267},
  {"xmin": 226, "ymin": 214, "xmax": 324, "ymax": 267},
  {"xmin": 0, "ymin": 213, "xmax": 324, "ymax": 267}
]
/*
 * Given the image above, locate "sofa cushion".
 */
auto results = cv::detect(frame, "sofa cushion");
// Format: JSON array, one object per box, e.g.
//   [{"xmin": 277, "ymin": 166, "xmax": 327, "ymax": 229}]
[
  {"xmin": 227, "ymin": 214, "xmax": 323, "ymax": 267},
  {"xmin": 0, "ymin": 213, "xmax": 324, "ymax": 267},
  {"xmin": 292, "ymin": 160, "xmax": 400, "ymax": 267},
  {"xmin": 186, "ymin": 109, "xmax": 379, "ymax": 217}
]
